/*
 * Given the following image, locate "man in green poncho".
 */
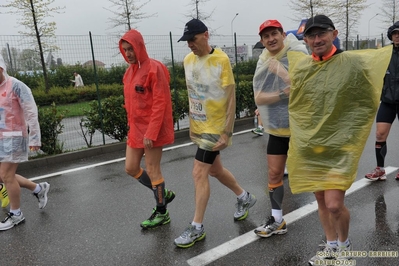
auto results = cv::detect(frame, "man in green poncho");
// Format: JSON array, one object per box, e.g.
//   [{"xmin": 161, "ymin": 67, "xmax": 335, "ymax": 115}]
[{"xmin": 286, "ymin": 15, "xmax": 392, "ymax": 265}]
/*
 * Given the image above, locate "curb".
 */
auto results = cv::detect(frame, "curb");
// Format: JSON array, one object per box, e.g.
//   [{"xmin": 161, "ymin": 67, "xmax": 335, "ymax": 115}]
[{"xmin": 19, "ymin": 117, "xmax": 253, "ymax": 171}]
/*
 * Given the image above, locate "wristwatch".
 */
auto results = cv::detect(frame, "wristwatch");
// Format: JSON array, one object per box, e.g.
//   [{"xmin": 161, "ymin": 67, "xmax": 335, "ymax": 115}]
[{"xmin": 279, "ymin": 91, "xmax": 288, "ymax": 100}]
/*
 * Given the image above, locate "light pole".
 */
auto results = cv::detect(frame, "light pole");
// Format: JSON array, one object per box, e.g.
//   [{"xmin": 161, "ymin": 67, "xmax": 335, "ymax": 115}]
[
  {"xmin": 231, "ymin": 13, "xmax": 239, "ymax": 46},
  {"xmin": 368, "ymin": 13, "xmax": 379, "ymax": 48},
  {"xmin": 310, "ymin": 0, "xmax": 314, "ymax": 17}
]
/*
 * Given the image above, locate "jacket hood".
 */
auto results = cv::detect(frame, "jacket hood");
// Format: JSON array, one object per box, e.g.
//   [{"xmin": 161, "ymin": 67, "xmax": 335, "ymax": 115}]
[{"xmin": 119, "ymin": 29, "xmax": 149, "ymax": 65}]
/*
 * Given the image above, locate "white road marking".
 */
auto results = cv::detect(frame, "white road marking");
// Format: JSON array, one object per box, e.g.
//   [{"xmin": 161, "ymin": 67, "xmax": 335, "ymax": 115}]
[
  {"xmin": 29, "ymin": 158, "xmax": 126, "ymax": 181},
  {"xmin": 186, "ymin": 166, "xmax": 398, "ymax": 266}
]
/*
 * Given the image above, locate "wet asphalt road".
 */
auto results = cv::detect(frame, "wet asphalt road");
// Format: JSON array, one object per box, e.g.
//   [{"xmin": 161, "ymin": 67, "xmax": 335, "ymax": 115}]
[{"xmin": 2, "ymin": 121, "xmax": 399, "ymax": 266}]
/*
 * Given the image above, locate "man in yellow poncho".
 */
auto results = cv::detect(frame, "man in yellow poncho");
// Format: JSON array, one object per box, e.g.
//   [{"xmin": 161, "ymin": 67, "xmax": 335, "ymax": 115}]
[{"xmin": 287, "ymin": 15, "xmax": 392, "ymax": 265}]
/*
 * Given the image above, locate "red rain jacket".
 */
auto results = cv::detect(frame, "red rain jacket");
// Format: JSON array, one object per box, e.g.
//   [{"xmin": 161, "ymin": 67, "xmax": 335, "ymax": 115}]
[{"xmin": 119, "ymin": 30, "xmax": 174, "ymax": 148}]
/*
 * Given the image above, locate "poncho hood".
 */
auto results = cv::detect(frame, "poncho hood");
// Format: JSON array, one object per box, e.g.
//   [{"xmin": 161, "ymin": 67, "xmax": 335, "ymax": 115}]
[{"xmin": 119, "ymin": 29, "xmax": 150, "ymax": 65}]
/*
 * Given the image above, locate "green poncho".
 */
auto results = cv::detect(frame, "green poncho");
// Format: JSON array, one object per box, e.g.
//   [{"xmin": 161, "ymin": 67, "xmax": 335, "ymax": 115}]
[{"xmin": 287, "ymin": 46, "xmax": 392, "ymax": 194}]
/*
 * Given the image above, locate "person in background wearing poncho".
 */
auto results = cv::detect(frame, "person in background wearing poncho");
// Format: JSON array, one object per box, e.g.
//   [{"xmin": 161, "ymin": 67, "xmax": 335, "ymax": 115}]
[
  {"xmin": 251, "ymin": 20, "xmax": 308, "ymax": 238},
  {"xmin": 286, "ymin": 15, "xmax": 392, "ymax": 265},
  {"xmin": 70, "ymin": 72, "xmax": 84, "ymax": 88},
  {"xmin": 0, "ymin": 55, "xmax": 50, "ymax": 231},
  {"xmin": 173, "ymin": 19, "xmax": 256, "ymax": 248}
]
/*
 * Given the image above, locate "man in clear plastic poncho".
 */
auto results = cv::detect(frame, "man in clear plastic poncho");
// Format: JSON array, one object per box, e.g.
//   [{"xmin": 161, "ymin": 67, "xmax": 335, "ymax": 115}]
[
  {"xmin": 174, "ymin": 19, "xmax": 256, "ymax": 248},
  {"xmin": 287, "ymin": 15, "xmax": 392, "ymax": 265},
  {"xmin": 251, "ymin": 20, "xmax": 308, "ymax": 238},
  {"xmin": 0, "ymin": 55, "xmax": 50, "ymax": 231}
]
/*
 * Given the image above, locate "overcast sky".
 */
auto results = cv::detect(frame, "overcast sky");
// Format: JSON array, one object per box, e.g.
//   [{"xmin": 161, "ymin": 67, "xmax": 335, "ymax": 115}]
[{"xmin": 0, "ymin": 0, "xmax": 388, "ymax": 39}]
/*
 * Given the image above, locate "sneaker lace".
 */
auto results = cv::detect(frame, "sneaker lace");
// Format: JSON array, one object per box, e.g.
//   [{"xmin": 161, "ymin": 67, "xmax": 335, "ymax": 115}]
[
  {"xmin": 235, "ymin": 195, "xmax": 249, "ymax": 212},
  {"xmin": 181, "ymin": 226, "xmax": 195, "ymax": 238},
  {"xmin": 147, "ymin": 211, "xmax": 158, "ymax": 221},
  {"xmin": 235, "ymin": 199, "xmax": 243, "ymax": 211},
  {"xmin": 318, "ymin": 242, "xmax": 337, "ymax": 254},
  {"xmin": 1, "ymin": 212, "xmax": 12, "ymax": 223},
  {"xmin": 264, "ymin": 216, "xmax": 275, "ymax": 227},
  {"xmin": 372, "ymin": 168, "xmax": 384, "ymax": 176}
]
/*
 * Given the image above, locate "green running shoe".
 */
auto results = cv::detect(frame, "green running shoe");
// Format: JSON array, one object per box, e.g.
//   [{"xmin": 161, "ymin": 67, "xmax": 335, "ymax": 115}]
[
  {"xmin": 140, "ymin": 208, "xmax": 170, "ymax": 229},
  {"xmin": 165, "ymin": 189, "xmax": 175, "ymax": 206}
]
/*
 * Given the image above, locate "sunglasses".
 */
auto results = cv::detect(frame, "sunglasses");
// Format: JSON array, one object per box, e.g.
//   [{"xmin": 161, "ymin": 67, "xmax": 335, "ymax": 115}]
[{"xmin": 305, "ymin": 29, "xmax": 334, "ymax": 40}]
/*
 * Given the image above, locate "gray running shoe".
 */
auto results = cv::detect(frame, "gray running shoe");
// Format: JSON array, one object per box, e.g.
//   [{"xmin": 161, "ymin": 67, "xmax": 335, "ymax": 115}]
[
  {"xmin": 0, "ymin": 212, "xmax": 25, "ymax": 231},
  {"xmin": 254, "ymin": 216, "xmax": 287, "ymax": 237},
  {"xmin": 34, "ymin": 182, "xmax": 50, "ymax": 209},
  {"xmin": 234, "ymin": 192, "xmax": 256, "ymax": 221},
  {"xmin": 174, "ymin": 225, "xmax": 206, "ymax": 248},
  {"xmin": 308, "ymin": 243, "xmax": 338, "ymax": 265}
]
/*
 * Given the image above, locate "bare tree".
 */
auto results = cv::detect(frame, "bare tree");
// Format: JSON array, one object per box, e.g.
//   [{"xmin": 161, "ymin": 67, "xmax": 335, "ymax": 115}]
[
  {"xmin": 379, "ymin": 0, "xmax": 399, "ymax": 27},
  {"xmin": 287, "ymin": 0, "xmax": 333, "ymax": 21},
  {"xmin": 332, "ymin": 0, "xmax": 369, "ymax": 49},
  {"xmin": 185, "ymin": 0, "xmax": 215, "ymax": 22},
  {"xmin": 183, "ymin": 0, "xmax": 217, "ymax": 36},
  {"xmin": 1, "ymin": 0, "xmax": 64, "ymax": 92},
  {"xmin": 105, "ymin": 0, "xmax": 156, "ymax": 34}
]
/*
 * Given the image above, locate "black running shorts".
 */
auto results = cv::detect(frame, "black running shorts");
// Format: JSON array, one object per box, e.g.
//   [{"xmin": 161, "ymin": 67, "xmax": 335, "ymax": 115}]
[
  {"xmin": 267, "ymin": 134, "xmax": 289, "ymax": 155},
  {"xmin": 195, "ymin": 147, "xmax": 220, "ymax": 164},
  {"xmin": 376, "ymin": 102, "xmax": 399, "ymax": 123}
]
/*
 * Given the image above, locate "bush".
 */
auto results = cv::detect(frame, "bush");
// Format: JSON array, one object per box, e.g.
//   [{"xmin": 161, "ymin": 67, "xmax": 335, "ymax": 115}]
[
  {"xmin": 233, "ymin": 59, "xmax": 257, "ymax": 75},
  {"xmin": 38, "ymin": 102, "xmax": 66, "ymax": 155},
  {"xmin": 236, "ymin": 80, "xmax": 256, "ymax": 115},
  {"xmin": 82, "ymin": 95, "xmax": 128, "ymax": 142}
]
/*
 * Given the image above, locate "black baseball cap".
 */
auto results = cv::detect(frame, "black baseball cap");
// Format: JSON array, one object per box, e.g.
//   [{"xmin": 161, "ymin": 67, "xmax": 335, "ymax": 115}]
[
  {"xmin": 304, "ymin": 15, "xmax": 335, "ymax": 35},
  {"xmin": 178, "ymin": 19, "xmax": 208, "ymax": 42}
]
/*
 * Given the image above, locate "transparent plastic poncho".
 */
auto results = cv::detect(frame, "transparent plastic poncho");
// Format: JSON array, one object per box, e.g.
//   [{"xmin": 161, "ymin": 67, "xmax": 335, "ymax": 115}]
[
  {"xmin": 287, "ymin": 46, "xmax": 392, "ymax": 193},
  {"xmin": 253, "ymin": 34, "xmax": 308, "ymax": 137},
  {"xmin": 184, "ymin": 48, "xmax": 236, "ymax": 151},
  {"xmin": 0, "ymin": 56, "xmax": 41, "ymax": 162}
]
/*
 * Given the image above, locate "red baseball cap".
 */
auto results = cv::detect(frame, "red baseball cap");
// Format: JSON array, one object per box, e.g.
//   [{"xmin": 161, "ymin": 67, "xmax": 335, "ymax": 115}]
[{"xmin": 258, "ymin": 20, "xmax": 283, "ymax": 35}]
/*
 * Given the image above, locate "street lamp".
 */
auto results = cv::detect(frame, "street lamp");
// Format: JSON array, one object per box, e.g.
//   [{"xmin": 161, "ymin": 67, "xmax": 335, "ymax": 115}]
[
  {"xmin": 231, "ymin": 13, "xmax": 239, "ymax": 46},
  {"xmin": 368, "ymin": 13, "xmax": 379, "ymax": 48}
]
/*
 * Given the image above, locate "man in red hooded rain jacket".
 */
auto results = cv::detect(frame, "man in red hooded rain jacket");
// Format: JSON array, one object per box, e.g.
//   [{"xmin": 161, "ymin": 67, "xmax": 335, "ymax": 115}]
[{"xmin": 119, "ymin": 29, "xmax": 175, "ymax": 229}]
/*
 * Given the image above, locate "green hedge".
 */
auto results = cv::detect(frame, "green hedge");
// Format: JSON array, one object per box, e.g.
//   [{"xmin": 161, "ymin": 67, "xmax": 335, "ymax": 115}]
[
  {"xmin": 33, "ymin": 84, "xmax": 123, "ymax": 106},
  {"xmin": 16, "ymin": 65, "xmax": 126, "ymax": 89}
]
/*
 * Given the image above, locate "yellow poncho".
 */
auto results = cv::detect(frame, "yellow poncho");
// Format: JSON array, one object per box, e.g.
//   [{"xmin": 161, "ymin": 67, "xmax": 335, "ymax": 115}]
[{"xmin": 287, "ymin": 46, "xmax": 392, "ymax": 194}]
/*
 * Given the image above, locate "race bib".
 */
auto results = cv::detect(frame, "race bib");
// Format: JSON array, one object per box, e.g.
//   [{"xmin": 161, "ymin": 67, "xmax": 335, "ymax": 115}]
[{"xmin": 189, "ymin": 97, "xmax": 206, "ymax": 121}]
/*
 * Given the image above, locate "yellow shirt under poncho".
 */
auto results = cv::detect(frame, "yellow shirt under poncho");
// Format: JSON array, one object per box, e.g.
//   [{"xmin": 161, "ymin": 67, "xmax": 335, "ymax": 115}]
[
  {"xmin": 287, "ymin": 46, "xmax": 392, "ymax": 194},
  {"xmin": 184, "ymin": 48, "xmax": 236, "ymax": 151}
]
